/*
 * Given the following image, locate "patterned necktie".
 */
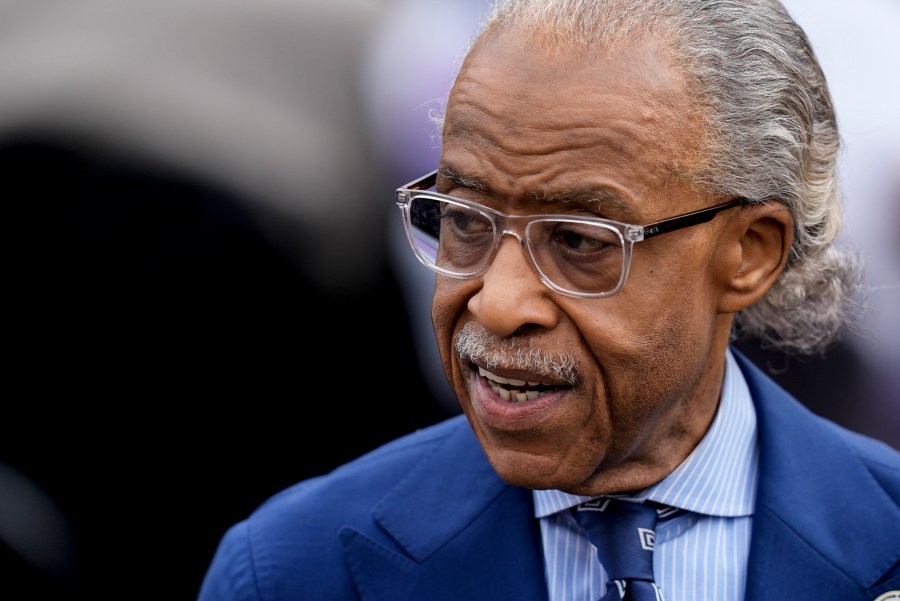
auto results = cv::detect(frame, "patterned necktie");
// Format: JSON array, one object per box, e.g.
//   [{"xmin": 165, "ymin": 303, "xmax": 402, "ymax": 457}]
[{"xmin": 572, "ymin": 498, "xmax": 666, "ymax": 601}]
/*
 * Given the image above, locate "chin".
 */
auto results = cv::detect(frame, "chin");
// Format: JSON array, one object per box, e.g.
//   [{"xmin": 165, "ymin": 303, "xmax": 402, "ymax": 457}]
[{"xmin": 480, "ymin": 442, "xmax": 592, "ymax": 492}]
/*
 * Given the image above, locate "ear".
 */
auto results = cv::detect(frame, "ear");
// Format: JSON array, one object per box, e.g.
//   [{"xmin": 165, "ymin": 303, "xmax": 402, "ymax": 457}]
[{"xmin": 716, "ymin": 202, "xmax": 794, "ymax": 314}]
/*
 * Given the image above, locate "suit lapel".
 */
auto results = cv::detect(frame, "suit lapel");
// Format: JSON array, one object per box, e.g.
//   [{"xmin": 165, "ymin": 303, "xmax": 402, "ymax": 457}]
[
  {"xmin": 340, "ymin": 419, "xmax": 549, "ymax": 601},
  {"xmin": 736, "ymin": 351, "xmax": 900, "ymax": 601}
]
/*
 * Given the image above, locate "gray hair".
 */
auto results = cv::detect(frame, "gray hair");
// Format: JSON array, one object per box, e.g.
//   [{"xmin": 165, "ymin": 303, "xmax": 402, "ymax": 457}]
[{"xmin": 438, "ymin": 0, "xmax": 865, "ymax": 356}]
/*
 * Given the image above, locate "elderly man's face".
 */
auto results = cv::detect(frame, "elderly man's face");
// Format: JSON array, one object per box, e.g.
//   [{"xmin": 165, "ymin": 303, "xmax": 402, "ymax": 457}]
[{"xmin": 432, "ymin": 29, "xmax": 739, "ymax": 495}]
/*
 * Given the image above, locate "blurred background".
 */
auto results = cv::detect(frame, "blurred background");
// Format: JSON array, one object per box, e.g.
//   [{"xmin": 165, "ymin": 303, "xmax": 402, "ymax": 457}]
[{"xmin": 0, "ymin": 0, "xmax": 896, "ymax": 599}]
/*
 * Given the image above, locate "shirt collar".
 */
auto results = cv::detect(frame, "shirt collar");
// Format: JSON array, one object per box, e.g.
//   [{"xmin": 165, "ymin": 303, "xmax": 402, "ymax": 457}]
[{"xmin": 534, "ymin": 348, "xmax": 758, "ymax": 519}]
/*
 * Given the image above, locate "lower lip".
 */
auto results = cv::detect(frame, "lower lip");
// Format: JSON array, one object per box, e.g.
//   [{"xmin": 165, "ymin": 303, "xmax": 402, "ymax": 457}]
[{"xmin": 468, "ymin": 373, "xmax": 566, "ymax": 431}]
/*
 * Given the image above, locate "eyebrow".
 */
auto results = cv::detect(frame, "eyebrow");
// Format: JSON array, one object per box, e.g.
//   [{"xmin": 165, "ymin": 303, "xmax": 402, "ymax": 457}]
[
  {"xmin": 437, "ymin": 166, "xmax": 489, "ymax": 194},
  {"xmin": 436, "ymin": 165, "xmax": 638, "ymax": 219},
  {"xmin": 531, "ymin": 188, "xmax": 636, "ymax": 219}
]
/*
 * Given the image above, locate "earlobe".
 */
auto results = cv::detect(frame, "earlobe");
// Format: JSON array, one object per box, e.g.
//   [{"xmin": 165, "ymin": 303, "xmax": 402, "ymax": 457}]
[{"xmin": 717, "ymin": 203, "xmax": 793, "ymax": 314}]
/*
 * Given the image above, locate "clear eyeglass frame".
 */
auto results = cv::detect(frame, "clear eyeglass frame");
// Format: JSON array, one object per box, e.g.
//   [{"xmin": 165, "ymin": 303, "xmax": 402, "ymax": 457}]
[{"xmin": 395, "ymin": 170, "xmax": 747, "ymax": 299}]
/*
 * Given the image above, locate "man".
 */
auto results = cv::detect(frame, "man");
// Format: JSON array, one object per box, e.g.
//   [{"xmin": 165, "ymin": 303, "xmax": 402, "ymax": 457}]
[{"xmin": 197, "ymin": 1, "xmax": 900, "ymax": 600}]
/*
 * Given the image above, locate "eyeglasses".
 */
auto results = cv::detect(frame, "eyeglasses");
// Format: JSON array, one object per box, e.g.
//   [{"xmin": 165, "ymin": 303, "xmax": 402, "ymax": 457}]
[{"xmin": 395, "ymin": 170, "xmax": 746, "ymax": 299}]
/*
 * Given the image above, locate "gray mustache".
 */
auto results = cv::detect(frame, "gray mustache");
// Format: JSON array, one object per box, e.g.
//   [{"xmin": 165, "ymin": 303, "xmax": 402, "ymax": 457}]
[{"xmin": 455, "ymin": 322, "xmax": 578, "ymax": 385}]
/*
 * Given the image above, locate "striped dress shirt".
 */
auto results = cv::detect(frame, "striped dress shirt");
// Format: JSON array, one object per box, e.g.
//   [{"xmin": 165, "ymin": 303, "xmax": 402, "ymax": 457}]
[{"xmin": 534, "ymin": 349, "xmax": 758, "ymax": 601}]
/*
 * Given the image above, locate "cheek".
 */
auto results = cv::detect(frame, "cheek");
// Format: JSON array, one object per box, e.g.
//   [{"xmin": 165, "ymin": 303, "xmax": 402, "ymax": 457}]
[
  {"xmin": 576, "ymin": 269, "xmax": 717, "ymax": 406},
  {"xmin": 431, "ymin": 278, "xmax": 475, "ymax": 369},
  {"xmin": 619, "ymin": 237, "xmax": 721, "ymax": 340}
]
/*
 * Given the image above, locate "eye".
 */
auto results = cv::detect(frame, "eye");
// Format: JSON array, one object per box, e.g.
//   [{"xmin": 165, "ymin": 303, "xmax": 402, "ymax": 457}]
[
  {"xmin": 550, "ymin": 223, "xmax": 619, "ymax": 255},
  {"xmin": 441, "ymin": 204, "xmax": 491, "ymax": 234}
]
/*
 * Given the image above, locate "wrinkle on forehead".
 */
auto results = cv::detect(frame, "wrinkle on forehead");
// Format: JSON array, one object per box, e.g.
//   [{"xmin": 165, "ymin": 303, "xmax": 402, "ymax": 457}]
[
  {"xmin": 444, "ymin": 88, "xmax": 666, "ymax": 184},
  {"xmin": 438, "ymin": 163, "xmax": 635, "ymax": 218},
  {"xmin": 446, "ymin": 24, "xmax": 711, "ymax": 188}
]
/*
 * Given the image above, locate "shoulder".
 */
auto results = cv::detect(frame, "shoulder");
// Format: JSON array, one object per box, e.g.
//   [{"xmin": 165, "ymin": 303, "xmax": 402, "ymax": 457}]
[
  {"xmin": 732, "ymin": 348, "xmax": 900, "ymax": 592},
  {"xmin": 258, "ymin": 415, "xmax": 467, "ymax": 520},
  {"xmin": 828, "ymin": 418, "xmax": 900, "ymax": 496},
  {"xmin": 734, "ymin": 347, "xmax": 900, "ymax": 478},
  {"xmin": 196, "ymin": 415, "xmax": 472, "ymax": 601},
  {"xmin": 734, "ymin": 348, "xmax": 900, "ymax": 466}
]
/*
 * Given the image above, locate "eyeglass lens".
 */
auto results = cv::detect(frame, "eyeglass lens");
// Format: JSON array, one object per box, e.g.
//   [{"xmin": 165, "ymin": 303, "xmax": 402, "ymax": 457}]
[{"xmin": 407, "ymin": 195, "xmax": 627, "ymax": 295}]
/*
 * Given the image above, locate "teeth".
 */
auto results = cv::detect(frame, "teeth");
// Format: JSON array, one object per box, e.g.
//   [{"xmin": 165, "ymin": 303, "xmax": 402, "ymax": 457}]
[
  {"xmin": 479, "ymin": 367, "xmax": 542, "ymax": 386},
  {"xmin": 479, "ymin": 366, "xmax": 551, "ymax": 402}
]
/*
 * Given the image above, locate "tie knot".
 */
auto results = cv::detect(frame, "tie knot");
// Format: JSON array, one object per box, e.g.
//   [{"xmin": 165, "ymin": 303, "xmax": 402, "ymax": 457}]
[{"xmin": 572, "ymin": 498, "xmax": 659, "ymax": 583}]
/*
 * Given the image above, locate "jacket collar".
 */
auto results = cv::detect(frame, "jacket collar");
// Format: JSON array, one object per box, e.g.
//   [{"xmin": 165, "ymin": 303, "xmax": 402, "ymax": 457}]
[
  {"xmin": 736, "ymin": 350, "xmax": 900, "ymax": 600},
  {"xmin": 340, "ymin": 417, "xmax": 549, "ymax": 601},
  {"xmin": 371, "ymin": 417, "xmax": 509, "ymax": 561}
]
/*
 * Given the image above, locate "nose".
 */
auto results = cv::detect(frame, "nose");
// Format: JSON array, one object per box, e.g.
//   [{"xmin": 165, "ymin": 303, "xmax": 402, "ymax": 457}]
[{"xmin": 467, "ymin": 232, "xmax": 559, "ymax": 337}]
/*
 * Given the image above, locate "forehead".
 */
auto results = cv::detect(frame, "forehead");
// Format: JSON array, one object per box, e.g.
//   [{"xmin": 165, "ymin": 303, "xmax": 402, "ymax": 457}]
[{"xmin": 441, "ymin": 26, "xmax": 705, "ymax": 209}]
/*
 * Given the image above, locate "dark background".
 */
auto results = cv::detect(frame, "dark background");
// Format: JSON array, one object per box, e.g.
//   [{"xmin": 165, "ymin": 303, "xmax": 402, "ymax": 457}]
[{"xmin": 0, "ymin": 136, "xmax": 455, "ymax": 600}]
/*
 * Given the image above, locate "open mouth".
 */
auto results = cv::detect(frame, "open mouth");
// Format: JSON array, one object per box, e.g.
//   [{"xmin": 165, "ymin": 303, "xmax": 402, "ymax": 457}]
[{"xmin": 478, "ymin": 366, "xmax": 561, "ymax": 402}]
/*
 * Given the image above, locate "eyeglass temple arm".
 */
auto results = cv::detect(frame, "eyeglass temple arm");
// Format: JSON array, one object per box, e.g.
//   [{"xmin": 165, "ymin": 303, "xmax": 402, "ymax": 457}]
[
  {"xmin": 400, "ymin": 170, "xmax": 439, "ymax": 193},
  {"xmin": 641, "ymin": 198, "xmax": 747, "ymax": 239}
]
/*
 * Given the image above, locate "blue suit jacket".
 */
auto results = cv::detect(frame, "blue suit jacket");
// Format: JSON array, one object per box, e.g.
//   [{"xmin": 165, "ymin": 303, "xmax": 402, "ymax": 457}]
[{"xmin": 198, "ymin": 350, "xmax": 900, "ymax": 600}]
